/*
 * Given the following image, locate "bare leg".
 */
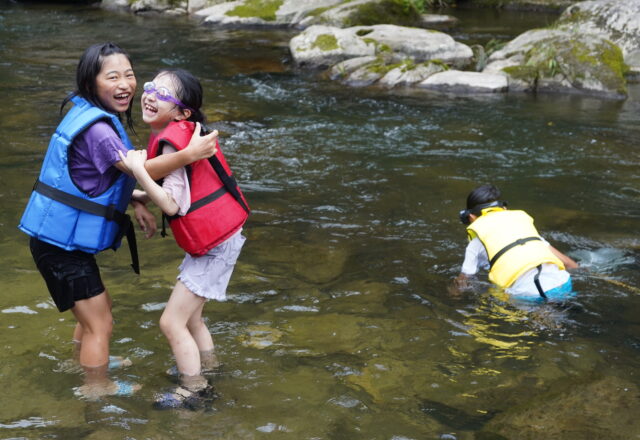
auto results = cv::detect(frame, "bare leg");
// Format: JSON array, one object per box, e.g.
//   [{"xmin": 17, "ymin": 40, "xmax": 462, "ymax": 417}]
[
  {"xmin": 159, "ymin": 281, "xmax": 207, "ymax": 377},
  {"xmin": 71, "ymin": 290, "xmax": 113, "ymax": 369},
  {"xmin": 71, "ymin": 292, "xmax": 110, "ymax": 360},
  {"xmin": 186, "ymin": 301, "xmax": 214, "ymax": 353},
  {"xmin": 186, "ymin": 301, "xmax": 219, "ymax": 371}
]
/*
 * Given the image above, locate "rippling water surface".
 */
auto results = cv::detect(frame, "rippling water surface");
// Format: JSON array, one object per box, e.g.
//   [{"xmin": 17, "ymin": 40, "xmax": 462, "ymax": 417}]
[{"xmin": 1, "ymin": 2, "xmax": 639, "ymax": 439}]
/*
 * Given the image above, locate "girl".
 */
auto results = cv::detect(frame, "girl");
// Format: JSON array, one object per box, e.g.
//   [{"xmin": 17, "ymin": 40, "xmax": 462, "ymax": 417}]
[
  {"xmin": 118, "ymin": 68, "xmax": 248, "ymax": 408},
  {"xmin": 19, "ymin": 43, "xmax": 218, "ymax": 399}
]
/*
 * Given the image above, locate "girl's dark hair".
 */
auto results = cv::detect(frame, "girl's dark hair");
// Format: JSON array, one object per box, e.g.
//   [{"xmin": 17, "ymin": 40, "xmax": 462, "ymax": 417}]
[
  {"xmin": 157, "ymin": 68, "xmax": 207, "ymax": 125},
  {"xmin": 466, "ymin": 184, "xmax": 501, "ymax": 210},
  {"xmin": 61, "ymin": 42, "xmax": 135, "ymax": 131}
]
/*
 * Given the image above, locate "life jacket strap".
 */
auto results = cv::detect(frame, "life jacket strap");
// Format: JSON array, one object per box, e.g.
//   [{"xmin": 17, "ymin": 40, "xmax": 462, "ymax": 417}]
[
  {"xmin": 208, "ymin": 156, "xmax": 250, "ymax": 214},
  {"xmin": 533, "ymin": 264, "xmax": 548, "ymax": 300},
  {"xmin": 32, "ymin": 180, "xmax": 139, "ymax": 274},
  {"xmin": 34, "ymin": 180, "xmax": 126, "ymax": 224},
  {"xmin": 489, "ymin": 236, "xmax": 542, "ymax": 268},
  {"xmin": 165, "ymin": 186, "xmax": 229, "ymax": 222}
]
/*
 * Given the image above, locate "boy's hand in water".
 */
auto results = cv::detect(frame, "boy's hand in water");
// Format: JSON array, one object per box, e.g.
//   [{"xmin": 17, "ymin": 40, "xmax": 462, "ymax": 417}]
[
  {"xmin": 186, "ymin": 122, "xmax": 218, "ymax": 160},
  {"xmin": 448, "ymin": 273, "xmax": 469, "ymax": 297},
  {"xmin": 118, "ymin": 149, "xmax": 147, "ymax": 173}
]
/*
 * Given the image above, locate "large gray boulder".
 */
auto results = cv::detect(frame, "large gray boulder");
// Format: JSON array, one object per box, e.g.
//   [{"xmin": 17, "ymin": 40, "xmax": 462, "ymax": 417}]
[
  {"xmin": 290, "ymin": 24, "xmax": 473, "ymax": 69},
  {"xmin": 484, "ymin": 28, "xmax": 628, "ymax": 98},
  {"xmin": 556, "ymin": 0, "xmax": 640, "ymax": 73},
  {"xmin": 195, "ymin": 0, "xmax": 343, "ymax": 27}
]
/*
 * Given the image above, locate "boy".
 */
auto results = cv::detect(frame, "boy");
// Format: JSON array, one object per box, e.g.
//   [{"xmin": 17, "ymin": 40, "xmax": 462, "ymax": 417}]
[{"xmin": 453, "ymin": 184, "xmax": 578, "ymax": 300}]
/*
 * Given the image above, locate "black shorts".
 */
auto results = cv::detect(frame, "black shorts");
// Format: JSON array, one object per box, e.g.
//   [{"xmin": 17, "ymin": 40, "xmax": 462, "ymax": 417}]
[{"xmin": 29, "ymin": 237, "xmax": 105, "ymax": 312}]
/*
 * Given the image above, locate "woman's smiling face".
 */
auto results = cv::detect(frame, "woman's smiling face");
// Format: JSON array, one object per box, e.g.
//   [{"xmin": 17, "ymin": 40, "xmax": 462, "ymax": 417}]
[{"xmin": 95, "ymin": 53, "xmax": 136, "ymax": 114}]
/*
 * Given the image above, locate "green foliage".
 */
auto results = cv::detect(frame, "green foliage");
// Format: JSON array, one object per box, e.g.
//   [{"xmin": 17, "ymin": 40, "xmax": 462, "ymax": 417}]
[
  {"xmin": 401, "ymin": 0, "xmax": 452, "ymax": 13},
  {"xmin": 344, "ymin": 0, "xmax": 422, "ymax": 27},
  {"xmin": 485, "ymin": 38, "xmax": 506, "ymax": 56}
]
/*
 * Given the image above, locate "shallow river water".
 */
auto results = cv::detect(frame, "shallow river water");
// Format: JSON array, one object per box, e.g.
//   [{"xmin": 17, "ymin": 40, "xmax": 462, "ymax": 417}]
[{"xmin": 1, "ymin": 2, "xmax": 639, "ymax": 439}]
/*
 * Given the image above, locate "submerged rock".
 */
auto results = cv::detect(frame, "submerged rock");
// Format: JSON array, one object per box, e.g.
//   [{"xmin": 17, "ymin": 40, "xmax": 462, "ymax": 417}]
[{"xmin": 480, "ymin": 375, "xmax": 640, "ymax": 439}]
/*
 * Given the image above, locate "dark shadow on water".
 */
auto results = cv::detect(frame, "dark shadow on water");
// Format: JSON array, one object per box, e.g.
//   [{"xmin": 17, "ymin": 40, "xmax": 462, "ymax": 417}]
[{"xmin": 420, "ymin": 398, "xmax": 499, "ymax": 431}]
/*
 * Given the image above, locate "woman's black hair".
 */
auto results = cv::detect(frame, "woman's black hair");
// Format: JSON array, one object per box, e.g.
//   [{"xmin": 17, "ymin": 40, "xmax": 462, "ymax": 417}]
[
  {"xmin": 156, "ymin": 68, "xmax": 207, "ymax": 125},
  {"xmin": 466, "ymin": 184, "xmax": 501, "ymax": 210},
  {"xmin": 61, "ymin": 42, "xmax": 135, "ymax": 131}
]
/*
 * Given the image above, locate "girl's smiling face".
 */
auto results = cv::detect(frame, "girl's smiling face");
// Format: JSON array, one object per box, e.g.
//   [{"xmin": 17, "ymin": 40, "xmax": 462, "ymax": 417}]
[
  {"xmin": 95, "ymin": 53, "xmax": 136, "ymax": 114},
  {"xmin": 141, "ymin": 72, "xmax": 188, "ymax": 134}
]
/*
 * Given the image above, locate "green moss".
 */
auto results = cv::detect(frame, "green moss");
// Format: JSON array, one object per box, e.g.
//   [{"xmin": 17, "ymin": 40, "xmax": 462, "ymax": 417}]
[
  {"xmin": 573, "ymin": 40, "xmax": 629, "ymax": 77},
  {"xmin": 502, "ymin": 65, "xmax": 538, "ymax": 82},
  {"xmin": 400, "ymin": 59, "xmax": 416, "ymax": 72},
  {"xmin": 427, "ymin": 59, "xmax": 451, "ymax": 70},
  {"xmin": 366, "ymin": 58, "xmax": 400, "ymax": 75},
  {"xmin": 308, "ymin": 6, "xmax": 332, "ymax": 17},
  {"xmin": 311, "ymin": 33, "xmax": 340, "ymax": 51},
  {"xmin": 226, "ymin": 0, "xmax": 284, "ymax": 21},
  {"xmin": 360, "ymin": 37, "xmax": 392, "ymax": 54}
]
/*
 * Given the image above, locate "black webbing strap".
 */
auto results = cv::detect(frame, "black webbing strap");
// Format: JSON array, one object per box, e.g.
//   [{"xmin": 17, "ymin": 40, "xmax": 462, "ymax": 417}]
[
  {"xmin": 165, "ymin": 186, "xmax": 229, "ymax": 222},
  {"xmin": 34, "ymin": 180, "xmax": 126, "ymax": 224},
  {"xmin": 208, "ymin": 156, "xmax": 250, "ymax": 214},
  {"xmin": 33, "ymin": 180, "xmax": 139, "ymax": 274},
  {"xmin": 489, "ymin": 236, "xmax": 542, "ymax": 268},
  {"xmin": 533, "ymin": 264, "xmax": 548, "ymax": 299}
]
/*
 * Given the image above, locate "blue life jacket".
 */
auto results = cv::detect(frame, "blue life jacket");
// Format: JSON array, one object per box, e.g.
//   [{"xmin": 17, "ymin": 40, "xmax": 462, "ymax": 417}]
[{"xmin": 19, "ymin": 96, "xmax": 138, "ymax": 268}]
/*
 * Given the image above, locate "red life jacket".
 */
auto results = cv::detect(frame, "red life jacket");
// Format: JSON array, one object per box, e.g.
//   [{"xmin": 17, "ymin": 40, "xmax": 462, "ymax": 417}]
[{"xmin": 147, "ymin": 120, "xmax": 249, "ymax": 256}]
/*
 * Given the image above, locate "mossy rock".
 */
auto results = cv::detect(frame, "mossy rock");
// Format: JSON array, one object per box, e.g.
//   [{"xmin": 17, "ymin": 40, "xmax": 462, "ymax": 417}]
[
  {"xmin": 344, "ymin": 0, "xmax": 422, "ymax": 27},
  {"xmin": 500, "ymin": 33, "xmax": 628, "ymax": 98},
  {"xmin": 311, "ymin": 33, "xmax": 340, "ymax": 51},
  {"xmin": 319, "ymin": 0, "xmax": 424, "ymax": 28},
  {"xmin": 226, "ymin": 0, "xmax": 284, "ymax": 21}
]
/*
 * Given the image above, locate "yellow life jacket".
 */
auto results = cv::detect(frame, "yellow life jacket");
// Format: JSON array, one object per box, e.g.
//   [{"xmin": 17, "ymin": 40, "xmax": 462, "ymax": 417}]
[{"xmin": 466, "ymin": 209, "xmax": 564, "ymax": 288}]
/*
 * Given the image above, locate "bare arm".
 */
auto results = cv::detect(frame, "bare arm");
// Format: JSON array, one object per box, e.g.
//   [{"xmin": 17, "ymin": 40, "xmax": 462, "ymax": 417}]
[
  {"xmin": 549, "ymin": 245, "xmax": 579, "ymax": 269},
  {"xmin": 144, "ymin": 124, "xmax": 218, "ymax": 180},
  {"xmin": 113, "ymin": 124, "xmax": 218, "ymax": 179},
  {"xmin": 118, "ymin": 150, "xmax": 180, "ymax": 216}
]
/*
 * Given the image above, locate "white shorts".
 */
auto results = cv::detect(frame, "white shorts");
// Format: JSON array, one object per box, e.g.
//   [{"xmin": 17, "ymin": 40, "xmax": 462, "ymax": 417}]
[
  {"xmin": 507, "ymin": 263, "xmax": 571, "ymax": 298},
  {"xmin": 177, "ymin": 230, "xmax": 245, "ymax": 301}
]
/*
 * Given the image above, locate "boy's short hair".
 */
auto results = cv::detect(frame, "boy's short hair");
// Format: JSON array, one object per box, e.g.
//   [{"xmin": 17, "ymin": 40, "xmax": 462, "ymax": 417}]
[{"xmin": 466, "ymin": 184, "xmax": 501, "ymax": 210}]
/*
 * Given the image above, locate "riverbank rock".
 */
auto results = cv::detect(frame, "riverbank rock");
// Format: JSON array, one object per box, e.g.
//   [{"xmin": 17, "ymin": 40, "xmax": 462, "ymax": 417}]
[
  {"xmin": 419, "ymin": 70, "xmax": 509, "ymax": 93},
  {"xmin": 194, "ymin": 0, "xmax": 343, "ymax": 27},
  {"xmin": 290, "ymin": 24, "xmax": 473, "ymax": 71},
  {"xmin": 193, "ymin": 0, "xmax": 456, "ymax": 29},
  {"xmin": 479, "ymin": 375, "xmax": 640, "ymax": 439},
  {"xmin": 484, "ymin": 28, "xmax": 628, "ymax": 98},
  {"xmin": 556, "ymin": 0, "xmax": 640, "ymax": 76},
  {"xmin": 310, "ymin": 0, "xmax": 423, "ymax": 28},
  {"xmin": 102, "ymin": 0, "xmax": 189, "ymax": 14}
]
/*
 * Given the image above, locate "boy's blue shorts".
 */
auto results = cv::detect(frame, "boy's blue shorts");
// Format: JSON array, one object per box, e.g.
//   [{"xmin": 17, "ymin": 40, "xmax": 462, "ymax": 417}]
[
  {"xmin": 511, "ymin": 278, "xmax": 575, "ymax": 303},
  {"xmin": 544, "ymin": 278, "xmax": 575, "ymax": 301}
]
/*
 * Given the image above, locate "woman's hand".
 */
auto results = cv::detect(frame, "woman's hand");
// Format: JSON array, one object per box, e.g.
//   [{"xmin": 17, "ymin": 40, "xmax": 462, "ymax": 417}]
[
  {"xmin": 185, "ymin": 122, "xmax": 218, "ymax": 160},
  {"xmin": 131, "ymin": 200, "xmax": 157, "ymax": 239}
]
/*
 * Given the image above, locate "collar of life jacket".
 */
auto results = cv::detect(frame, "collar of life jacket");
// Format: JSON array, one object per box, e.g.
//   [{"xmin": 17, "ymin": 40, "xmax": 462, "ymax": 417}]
[{"xmin": 459, "ymin": 200, "xmax": 508, "ymax": 225}]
